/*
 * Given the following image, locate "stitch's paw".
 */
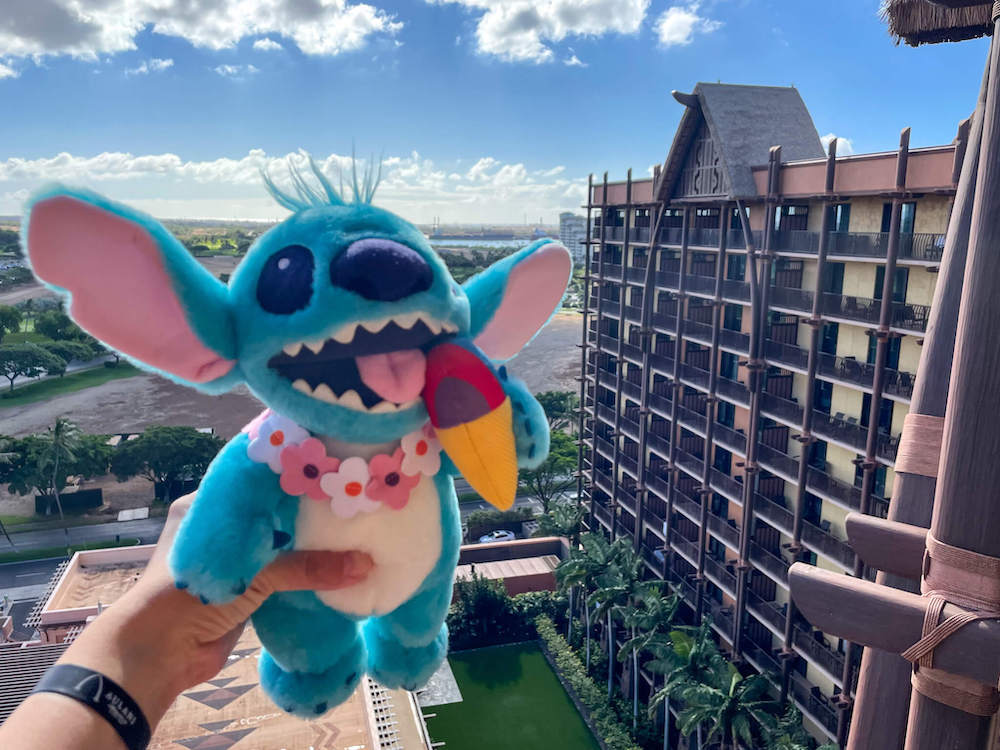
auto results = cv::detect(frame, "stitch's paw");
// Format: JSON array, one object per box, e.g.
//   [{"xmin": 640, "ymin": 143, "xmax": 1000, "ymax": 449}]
[
  {"xmin": 260, "ymin": 648, "xmax": 364, "ymax": 717},
  {"xmin": 168, "ymin": 514, "xmax": 277, "ymax": 605},
  {"xmin": 364, "ymin": 622, "xmax": 448, "ymax": 691},
  {"xmin": 504, "ymin": 376, "xmax": 550, "ymax": 469}
]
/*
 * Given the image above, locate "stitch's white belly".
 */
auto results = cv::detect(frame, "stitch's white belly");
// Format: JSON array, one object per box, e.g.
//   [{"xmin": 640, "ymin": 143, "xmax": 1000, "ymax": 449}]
[{"xmin": 293, "ymin": 475, "xmax": 442, "ymax": 617}]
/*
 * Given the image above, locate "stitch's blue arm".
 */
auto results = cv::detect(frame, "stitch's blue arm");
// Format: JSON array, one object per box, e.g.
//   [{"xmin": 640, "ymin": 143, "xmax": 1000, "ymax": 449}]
[
  {"xmin": 498, "ymin": 368, "xmax": 550, "ymax": 469},
  {"xmin": 169, "ymin": 433, "xmax": 297, "ymax": 604}
]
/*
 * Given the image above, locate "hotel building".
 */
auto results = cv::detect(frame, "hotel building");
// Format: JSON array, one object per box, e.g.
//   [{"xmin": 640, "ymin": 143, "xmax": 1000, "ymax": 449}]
[{"xmin": 578, "ymin": 83, "xmax": 962, "ymax": 744}]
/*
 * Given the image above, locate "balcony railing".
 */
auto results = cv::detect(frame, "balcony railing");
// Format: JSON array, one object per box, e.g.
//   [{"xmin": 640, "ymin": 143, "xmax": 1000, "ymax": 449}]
[{"xmin": 770, "ymin": 229, "xmax": 946, "ymax": 263}]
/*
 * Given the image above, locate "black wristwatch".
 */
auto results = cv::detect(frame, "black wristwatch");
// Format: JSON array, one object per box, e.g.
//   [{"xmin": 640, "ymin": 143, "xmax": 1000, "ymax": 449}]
[{"xmin": 31, "ymin": 663, "xmax": 151, "ymax": 750}]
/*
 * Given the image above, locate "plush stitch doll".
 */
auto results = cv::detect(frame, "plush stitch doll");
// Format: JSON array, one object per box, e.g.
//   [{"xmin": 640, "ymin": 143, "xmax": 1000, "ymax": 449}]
[{"xmin": 22, "ymin": 157, "xmax": 573, "ymax": 717}]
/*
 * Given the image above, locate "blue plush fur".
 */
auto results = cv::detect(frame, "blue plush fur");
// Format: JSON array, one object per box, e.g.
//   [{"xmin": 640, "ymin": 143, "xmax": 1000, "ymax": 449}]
[{"xmin": 22, "ymin": 161, "xmax": 567, "ymax": 716}]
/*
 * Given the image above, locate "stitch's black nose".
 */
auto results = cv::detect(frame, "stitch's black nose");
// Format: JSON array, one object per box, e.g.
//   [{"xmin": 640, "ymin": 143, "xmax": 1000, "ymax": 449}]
[{"xmin": 330, "ymin": 238, "xmax": 433, "ymax": 301}]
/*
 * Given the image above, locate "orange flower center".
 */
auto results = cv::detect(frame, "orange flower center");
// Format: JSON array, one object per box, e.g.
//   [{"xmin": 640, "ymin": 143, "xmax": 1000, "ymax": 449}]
[
  {"xmin": 345, "ymin": 481, "xmax": 363, "ymax": 497},
  {"xmin": 269, "ymin": 430, "xmax": 285, "ymax": 446},
  {"xmin": 416, "ymin": 440, "xmax": 428, "ymax": 456}
]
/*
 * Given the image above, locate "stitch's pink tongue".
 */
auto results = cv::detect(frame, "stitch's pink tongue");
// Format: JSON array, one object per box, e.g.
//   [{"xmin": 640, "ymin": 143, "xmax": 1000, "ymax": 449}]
[{"xmin": 356, "ymin": 349, "xmax": 427, "ymax": 404}]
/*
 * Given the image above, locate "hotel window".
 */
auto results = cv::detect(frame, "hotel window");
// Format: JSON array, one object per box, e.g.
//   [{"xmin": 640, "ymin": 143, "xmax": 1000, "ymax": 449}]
[
  {"xmin": 717, "ymin": 400, "xmax": 736, "ymax": 428},
  {"xmin": 726, "ymin": 254, "xmax": 746, "ymax": 281},
  {"xmin": 867, "ymin": 332, "xmax": 901, "ymax": 370},
  {"xmin": 778, "ymin": 205, "xmax": 809, "ymax": 232},
  {"xmin": 723, "ymin": 304, "xmax": 742, "ymax": 332},
  {"xmin": 813, "ymin": 380, "xmax": 833, "ymax": 414},
  {"xmin": 855, "ymin": 461, "xmax": 888, "ymax": 498},
  {"xmin": 823, "ymin": 262, "xmax": 845, "ymax": 295},
  {"xmin": 833, "ymin": 203, "xmax": 851, "ymax": 233},
  {"xmin": 713, "ymin": 446, "xmax": 732, "ymax": 474},
  {"xmin": 861, "ymin": 392, "xmax": 894, "ymax": 434},
  {"xmin": 720, "ymin": 352, "xmax": 739, "ymax": 382},
  {"xmin": 820, "ymin": 322, "xmax": 839, "ymax": 356},
  {"xmin": 881, "ymin": 201, "xmax": 917, "ymax": 234},
  {"xmin": 874, "ymin": 266, "xmax": 909, "ymax": 304},
  {"xmin": 694, "ymin": 207, "xmax": 720, "ymax": 228}
]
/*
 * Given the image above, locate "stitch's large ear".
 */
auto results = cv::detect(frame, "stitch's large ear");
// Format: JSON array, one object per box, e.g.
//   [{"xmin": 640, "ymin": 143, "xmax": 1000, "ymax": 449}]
[
  {"xmin": 24, "ymin": 186, "xmax": 238, "ymax": 389},
  {"xmin": 464, "ymin": 239, "xmax": 572, "ymax": 361}
]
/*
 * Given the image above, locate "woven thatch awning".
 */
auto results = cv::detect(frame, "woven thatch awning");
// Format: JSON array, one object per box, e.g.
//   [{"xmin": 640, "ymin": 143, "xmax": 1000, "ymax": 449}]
[{"xmin": 883, "ymin": 0, "xmax": 993, "ymax": 45}]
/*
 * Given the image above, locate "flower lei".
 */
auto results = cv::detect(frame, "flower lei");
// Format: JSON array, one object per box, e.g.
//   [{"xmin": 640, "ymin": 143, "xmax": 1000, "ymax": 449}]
[{"xmin": 243, "ymin": 410, "xmax": 442, "ymax": 519}]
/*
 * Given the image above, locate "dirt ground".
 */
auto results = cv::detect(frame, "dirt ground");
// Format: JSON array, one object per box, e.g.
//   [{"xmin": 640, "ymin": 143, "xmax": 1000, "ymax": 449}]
[{"xmin": 0, "ymin": 311, "xmax": 582, "ymax": 514}]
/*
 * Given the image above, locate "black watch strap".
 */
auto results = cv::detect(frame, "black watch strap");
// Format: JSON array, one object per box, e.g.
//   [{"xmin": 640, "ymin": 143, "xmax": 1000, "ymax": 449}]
[{"xmin": 32, "ymin": 663, "xmax": 151, "ymax": 750}]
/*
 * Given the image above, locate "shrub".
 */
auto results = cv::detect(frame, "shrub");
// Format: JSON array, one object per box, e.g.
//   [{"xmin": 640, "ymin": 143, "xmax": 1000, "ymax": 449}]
[
  {"xmin": 536, "ymin": 615, "xmax": 641, "ymax": 750},
  {"xmin": 447, "ymin": 573, "xmax": 566, "ymax": 650},
  {"xmin": 465, "ymin": 506, "xmax": 534, "ymax": 540}
]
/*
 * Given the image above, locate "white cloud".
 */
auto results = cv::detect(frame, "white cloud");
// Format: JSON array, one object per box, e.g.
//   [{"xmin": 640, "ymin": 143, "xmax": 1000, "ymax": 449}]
[
  {"xmin": 0, "ymin": 149, "xmax": 587, "ymax": 223},
  {"xmin": 654, "ymin": 3, "xmax": 721, "ymax": 47},
  {"xmin": 564, "ymin": 54, "xmax": 586, "ymax": 67},
  {"xmin": 0, "ymin": 0, "xmax": 401, "ymax": 62},
  {"xmin": 253, "ymin": 38, "xmax": 284, "ymax": 52},
  {"xmin": 125, "ymin": 57, "xmax": 174, "ymax": 75},
  {"xmin": 430, "ymin": 0, "xmax": 649, "ymax": 63},
  {"xmin": 214, "ymin": 64, "xmax": 260, "ymax": 77},
  {"xmin": 821, "ymin": 133, "xmax": 855, "ymax": 156},
  {"xmin": 0, "ymin": 62, "xmax": 17, "ymax": 80}
]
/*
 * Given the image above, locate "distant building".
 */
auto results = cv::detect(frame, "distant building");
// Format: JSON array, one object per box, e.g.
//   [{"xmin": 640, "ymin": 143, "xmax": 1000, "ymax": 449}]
[{"xmin": 559, "ymin": 212, "xmax": 587, "ymax": 263}]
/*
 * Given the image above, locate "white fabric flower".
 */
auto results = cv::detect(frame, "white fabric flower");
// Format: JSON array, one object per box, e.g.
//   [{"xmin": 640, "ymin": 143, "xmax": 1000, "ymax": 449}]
[
  {"xmin": 400, "ymin": 429, "xmax": 442, "ymax": 477},
  {"xmin": 320, "ymin": 457, "xmax": 380, "ymax": 519},
  {"xmin": 246, "ymin": 413, "xmax": 310, "ymax": 473}
]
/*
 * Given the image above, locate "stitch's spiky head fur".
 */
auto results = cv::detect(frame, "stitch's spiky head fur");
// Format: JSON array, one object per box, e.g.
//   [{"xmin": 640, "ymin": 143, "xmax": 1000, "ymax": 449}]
[{"xmin": 231, "ymin": 156, "xmax": 470, "ymax": 442}]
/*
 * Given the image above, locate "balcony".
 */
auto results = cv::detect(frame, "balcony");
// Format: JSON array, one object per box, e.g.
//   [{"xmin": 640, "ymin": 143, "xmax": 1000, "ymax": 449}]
[
  {"xmin": 749, "ymin": 541, "xmax": 789, "ymax": 585},
  {"xmin": 769, "ymin": 229, "xmax": 946, "ymax": 264}
]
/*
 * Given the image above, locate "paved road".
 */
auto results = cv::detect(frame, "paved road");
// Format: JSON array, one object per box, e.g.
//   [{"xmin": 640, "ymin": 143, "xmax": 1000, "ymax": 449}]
[
  {"xmin": 0, "ymin": 557, "xmax": 65, "ymax": 590},
  {"xmin": 2, "ymin": 517, "xmax": 167, "ymax": 553}
]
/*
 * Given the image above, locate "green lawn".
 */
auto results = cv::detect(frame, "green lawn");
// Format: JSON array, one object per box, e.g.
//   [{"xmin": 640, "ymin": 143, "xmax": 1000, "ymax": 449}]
[
  {"xmin": 0, "ymin": 363, "xmax": 141, "ymax": 407},
  {"xmin": 425, "ymin": 643, "xmax": 601, "ymax": 750},
  {"xmin": 0, "ymin": 537, "xmax": 142, "ymax": 564},
  {"xmin": 4, "ymin": 331, "xmax": 48, "ymax": 344}
]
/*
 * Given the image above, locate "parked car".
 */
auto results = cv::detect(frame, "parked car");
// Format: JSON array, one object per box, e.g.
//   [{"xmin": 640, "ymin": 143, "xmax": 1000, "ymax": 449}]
[{"xmin": 478, "ymin": 530, "xmax": 516, "ymax": 544}]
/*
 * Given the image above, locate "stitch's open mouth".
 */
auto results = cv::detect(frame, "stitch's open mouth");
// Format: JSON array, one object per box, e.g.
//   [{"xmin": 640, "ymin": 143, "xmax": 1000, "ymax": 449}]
[{"xmin": 267, "ymin": 313, "xmax": 458, "ymax": 412}]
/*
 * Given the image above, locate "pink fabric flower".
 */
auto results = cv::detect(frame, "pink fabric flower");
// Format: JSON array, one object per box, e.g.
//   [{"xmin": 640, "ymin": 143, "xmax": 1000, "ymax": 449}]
[
  {"xmin": 401, "ymin": 429, "xmax": 442, "ymax": 477},
  {"xmin": 242, "ymin": 409, "xmax": 272, "ymax": 441},
  {"xmin": 321, "ymin": 457, "xmax": 380, "ymax": 519},
  {"xmin": 247, "ymin": 412, "xmax": 309, "ymax": 472},
  {"xmin": 367, "ymin": 448, "xmax": 421, "ymax": 510},
  {"xmin": 279, "ymin": 438, "xmax": 340, "ymax": 500}
]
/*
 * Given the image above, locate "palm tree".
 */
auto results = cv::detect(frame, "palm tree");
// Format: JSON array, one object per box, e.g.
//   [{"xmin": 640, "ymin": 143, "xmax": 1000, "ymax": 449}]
[
  {"xmin": 590, "ymin": 539, "xmax": 653, "ymax": 704},
  {"xmin": 676, "ymin": 667, "xmax": 777, "ymax": 750},
  {"xmin": 535, "ymin": 498, "xmax": 585, "ymax": 545},
  {"xmin": 556, "ymin": 532, "xmax": 616, "ymax": 670},
  {"xmin": 37, "ymin": 417, "xmax": 81, "ymax": 550},
  {"xmin": 0, "ymin": 437, "xmax": 17, "ymax": 548},
  {"xmin": 619, "ymin": 588, "xmax": 679, "ymax": 730},
  {"xmin": 767, "ymin": 705, "xmax": 819, "ymax": 750},
  {"xmin": 648, "ymin": 616, "xmax": 729, "ymax": 750}
]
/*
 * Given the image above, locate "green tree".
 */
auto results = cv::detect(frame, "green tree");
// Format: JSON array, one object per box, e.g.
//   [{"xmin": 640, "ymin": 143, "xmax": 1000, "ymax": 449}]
[
  {"xmin": 555, "ymin": 532, "xmax": 617, "ymax": 670},
  {"xmin": 34, "ymin": 310, "xmax": 79, "ymax": 341},
  {"xmin": 677, "ymin": 668, "xmax": 777, "ymax": 750},
  {"xmin": 536, "ymin": 390, "xmax": 580, "ymax": 433},
  {"xmin": 618, "ymin": 589, "xmax": 680, "ymax": 730},
  {"xmin": 519, "ymin": 429, "xmax": 577, "ymax": 514},
  {"xmin": 40, "ymin": 340, "xmax": 95, "ymax": 375},
  {"xmin": 0, "ymin": 305, "xmax": 22, "ymax": 344},
  {"xmin": 533, "ymin": 497, "xmax": 584, "ymax": 543},
  {"xmin": 111, "ymin": 426, "xmax": 224, "ymax": 502},
  {"xmin": 0, "ymin": 343, "xmax": 66, "ymax": 391},
  {"xmin": 34, "ymin": 418, "xmax": 84, "ymax": 547},
  {"xmin": 767, "ymin": 705, "xmax": 821, "ymax": 750}
]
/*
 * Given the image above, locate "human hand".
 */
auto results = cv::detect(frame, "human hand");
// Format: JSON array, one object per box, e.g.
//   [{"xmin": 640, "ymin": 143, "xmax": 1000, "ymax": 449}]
[{"xmin": 56, "ymin": 494, "xmax": 372, "ymax": 727}]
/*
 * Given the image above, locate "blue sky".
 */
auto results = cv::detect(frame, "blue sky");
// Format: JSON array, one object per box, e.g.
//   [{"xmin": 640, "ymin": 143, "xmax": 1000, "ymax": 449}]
[{"xmin": 0, "ymin": 1, "xmax": 989, "ymax": 222}]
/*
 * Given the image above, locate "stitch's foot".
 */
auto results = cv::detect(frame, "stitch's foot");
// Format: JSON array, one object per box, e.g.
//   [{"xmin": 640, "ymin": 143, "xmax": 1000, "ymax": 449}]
[
  {"xmin": 364, "ymin": 621, "xmax": 448, "ymax": 691},
  {"xmin": 260, "ymin": 648, "xmax": 364, "ymax": 717}
]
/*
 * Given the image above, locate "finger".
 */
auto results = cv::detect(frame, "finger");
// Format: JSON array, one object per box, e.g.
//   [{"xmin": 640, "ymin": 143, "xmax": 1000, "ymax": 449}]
[
  {"xmin": 147, "ymin": 494, "xmax": 195, "ymax": 568},
  {"xmin": 259, "ymin": 550, "xmax": 373, "ymax": 593}
]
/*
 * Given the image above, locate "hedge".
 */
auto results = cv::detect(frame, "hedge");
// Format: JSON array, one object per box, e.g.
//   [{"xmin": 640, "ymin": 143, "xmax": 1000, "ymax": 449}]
[{"xmin": 536, "ymin": 615, "xmax": 641, "ymax": 750}]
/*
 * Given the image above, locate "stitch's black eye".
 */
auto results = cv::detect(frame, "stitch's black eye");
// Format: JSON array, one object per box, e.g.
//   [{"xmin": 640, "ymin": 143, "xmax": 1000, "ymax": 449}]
[{"xmin": 257, "ymin": 244, "xmax": 314, "ymax": 314}]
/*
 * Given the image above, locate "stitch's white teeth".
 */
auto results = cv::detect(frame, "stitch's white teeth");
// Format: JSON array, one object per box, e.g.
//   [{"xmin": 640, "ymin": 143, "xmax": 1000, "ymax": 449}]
[
  {"xmin": 398, "ymin": 398, "xmax": 421, "ymax": 410},
  {"xmin": 312, "ymin": 383, "xmax": 339, "ymax": 405},
  {"xmin": 442, "ymin": 322, "xmax": 458, "ymax": 333},
  {"xmin": 305, "ymin": 339, "xmax": 327, "ymax": 354},
  {"xmin": 337, "ymin": 389, "xmax": 366, "ymax": 411},
  {"xmin": 422, "ymin": 318, "xmax": 442, "ymax": 335},
  {"xmin": 361, "ymin": 317, "xmax": 392, "ymax": 334},
  {"xmin": 332, "ymin": 323, "xmax": 358, "ymax": 345},
  {"xmin": 392, "ymin": 312, "xmax": 420, "ymax": 330},
  {"xmin": 292, "ymin": 379, "xmax": 312, "ymax": 396},
  {"xmin": 283, "ymin": 342, "xmax": 303, "ymax": 357},
  {"xmin": 368, "ymin": 401, "xmax": 399, "ymax": 413}
]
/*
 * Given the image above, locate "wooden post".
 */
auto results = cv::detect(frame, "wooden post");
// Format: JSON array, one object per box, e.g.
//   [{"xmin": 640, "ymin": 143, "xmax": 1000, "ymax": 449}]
[
  {"xmin": 666, "ymin": 208, "xmax": 692, "ymax": 571},
  {"xmin": 636, "ymin": 203, "xmax": 666, "ymax": 554},
  {"xmin": 782, "ymin": 138, "xmax": 840, "ymax": 704},
  {"xmin": 696, "ymin": 205, "xmax": 730, "ymax": 619},
  {"xmin": 904, "ymin": 15, "xmax": 1000, "ymax": 748},
  {"xmin": 578, "ymin": 174, "xmax": 595, "ymax": 522},
  {"xmin": 610, "ymin": 171, "xmax": 633, "ymax": 542},
  {"xmin": 589, "ymin": 173, "xmax": 609, "ymax": 530},
  {"xmin": 846, "ymin": 77, "xmax": 986, "ymax": 750}
]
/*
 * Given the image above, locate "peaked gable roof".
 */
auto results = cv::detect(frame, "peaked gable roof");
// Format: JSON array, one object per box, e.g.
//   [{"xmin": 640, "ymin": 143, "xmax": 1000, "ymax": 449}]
[{"xmin": 655, "ymin": 83, "xmax": 825, "ymax": 202}]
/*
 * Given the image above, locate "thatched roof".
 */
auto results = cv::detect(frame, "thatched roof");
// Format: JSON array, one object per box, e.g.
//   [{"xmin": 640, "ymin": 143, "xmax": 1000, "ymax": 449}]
[{"xmin": 883, "ymin": 0, "xmax": 993, "ymax": 46}]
